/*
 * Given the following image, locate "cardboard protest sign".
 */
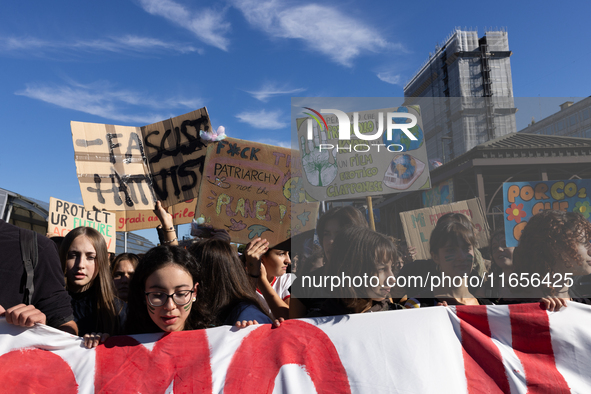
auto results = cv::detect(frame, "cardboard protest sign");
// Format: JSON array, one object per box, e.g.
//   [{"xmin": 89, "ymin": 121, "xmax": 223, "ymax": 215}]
[
  {"xmin": 503, "ymin": 179, "xmax": 591, "ymax": 247},
  {"xmin": 399, "ymin": 198, "xmax": 490, "ymax": 260},
  {"xmin": 141, "ymin": 108, "xmax": 210, "ymax": 207},
  {"xmin": 423, "ymin": 178, "xmax": 454, "ymax": 207},
  {"xmin": 115, "ymin": 199, "xmax": 197, "ymax": 232},
  {"xmin": 71, "ymin": 108, "xmax": 210, "ymax": 211},
  {"xmin": 196, "ymin": 138, "xmax": 318, "ymax": 245},
  {"xmin": 48, "ymin": 197, "xmax": 116, "ymax": 252},
  {"xmin": 295, "ymin": 106, "xmax": 431, "ymax": 201}
]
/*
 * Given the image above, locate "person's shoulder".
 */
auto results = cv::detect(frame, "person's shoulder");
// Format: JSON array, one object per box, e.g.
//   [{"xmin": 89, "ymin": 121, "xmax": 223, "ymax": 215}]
[
  {"xmin": 36, "ymin": 232, "xmax": 61, "ymax": 257},
  {"xmin": 0, "ymin": 219, "xmax": 20, "ymax": 242}
]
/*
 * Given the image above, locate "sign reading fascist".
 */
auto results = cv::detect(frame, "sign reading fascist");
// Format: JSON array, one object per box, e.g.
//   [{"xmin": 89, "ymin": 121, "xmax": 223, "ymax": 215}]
[{"xmin": 71, "ymin": 108, "xmax": 210, "ymax": 211}]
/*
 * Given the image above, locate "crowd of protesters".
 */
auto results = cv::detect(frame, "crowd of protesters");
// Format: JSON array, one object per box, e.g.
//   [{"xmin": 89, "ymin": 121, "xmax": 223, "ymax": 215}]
[{"xmin": 1, "ymin": 202, "xmax": 590, "ymax": 349}]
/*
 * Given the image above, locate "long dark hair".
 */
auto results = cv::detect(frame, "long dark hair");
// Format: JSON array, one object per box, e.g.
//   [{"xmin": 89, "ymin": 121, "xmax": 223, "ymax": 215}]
[
  {"xmin": 125, "ymin": 245, "xmax": 210, "ymax": 334},
  {"xmin": 329, "ymin": 227, "xmax": 398, "ymax": 313},
  {"xmin": 429, "ymin": 219, "xmax": 477, "ymax": 258},
  {"xmin": 60, "ymin": 227, "xmax": 121, "ymax": 335},
  {"xmin": 513, "ymin": 210, "xmax": 591, "ymax": 294},
  {"xmin": 188, "ymin": 239, "xmax": 271, "ymax": 325}
]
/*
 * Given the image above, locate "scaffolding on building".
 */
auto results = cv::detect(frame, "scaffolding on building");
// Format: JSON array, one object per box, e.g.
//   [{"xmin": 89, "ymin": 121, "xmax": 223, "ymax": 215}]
[{"xmin": 404, "ymin": 28, "xmax": 517, "ymax": 164}]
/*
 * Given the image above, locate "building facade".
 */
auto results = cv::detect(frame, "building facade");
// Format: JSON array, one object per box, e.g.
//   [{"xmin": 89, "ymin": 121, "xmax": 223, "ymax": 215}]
[
  {"xmin": 518, "ymin": 97, "xmax": 591, "ymax": 138},
  {"xmin": 404, "ymin": 29, "xmax": 517, "ymax": 163}
]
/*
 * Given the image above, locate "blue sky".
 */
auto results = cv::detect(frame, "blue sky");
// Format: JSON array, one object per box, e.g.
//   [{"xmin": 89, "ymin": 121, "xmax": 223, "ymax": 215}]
[{"xmin": 1, "ymin": 0, "xmax": 590, "ymax": 245}]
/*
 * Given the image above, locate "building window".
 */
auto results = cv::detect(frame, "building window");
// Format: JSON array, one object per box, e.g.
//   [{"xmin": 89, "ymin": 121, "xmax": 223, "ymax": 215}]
[
  {"xmin": 570, "ymin": 114, "xmax": 577, "ymax": 126},
  {"xmin": 557, "ymin": 120, "xmax": 565, "ymax": 131}
]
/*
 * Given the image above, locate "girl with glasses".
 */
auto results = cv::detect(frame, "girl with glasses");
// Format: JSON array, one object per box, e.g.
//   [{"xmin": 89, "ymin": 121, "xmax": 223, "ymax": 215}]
[{"xmin": 125, "ymin": 245, "xmax": 210, "ymax": 334}]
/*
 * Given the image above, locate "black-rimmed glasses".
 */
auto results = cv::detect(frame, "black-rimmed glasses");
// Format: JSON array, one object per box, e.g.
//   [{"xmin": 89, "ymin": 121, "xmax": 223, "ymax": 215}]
[{"xmin": 145, "ymin": 290, "xmax": 194, "ymax": 307}]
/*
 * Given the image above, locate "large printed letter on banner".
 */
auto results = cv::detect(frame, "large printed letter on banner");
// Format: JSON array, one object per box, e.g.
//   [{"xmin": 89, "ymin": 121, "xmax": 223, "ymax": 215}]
[
  {"xmin": 95, "ymin": 331, "xmax": 212, "ymax": 393},
  {"xmin": 0, "ymin": 348, "xmax": 79, "ymax": 393},
  {"xmin": 224, "ymin": 320, "xmax": 350, "ymax": 393}
]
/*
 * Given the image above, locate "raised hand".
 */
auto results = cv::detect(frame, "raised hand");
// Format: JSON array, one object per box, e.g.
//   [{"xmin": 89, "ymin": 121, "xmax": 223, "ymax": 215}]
[{"xmin": 244, "ymin": 238, "xmax": 269, "ymax": 278}]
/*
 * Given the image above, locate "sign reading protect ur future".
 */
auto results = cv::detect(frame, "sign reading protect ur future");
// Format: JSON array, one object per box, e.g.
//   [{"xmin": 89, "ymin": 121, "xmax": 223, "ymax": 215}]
[
  {"xmin": 48, "ymin": 197, "xmax": 116, "ymax": 253},
  {"xmin": 294, "ymin": 101, "xmax": 430, "ymax": 202},
  {"xmin": 503, "ymin": 179, "xmax": 591, "ymax": 247}
]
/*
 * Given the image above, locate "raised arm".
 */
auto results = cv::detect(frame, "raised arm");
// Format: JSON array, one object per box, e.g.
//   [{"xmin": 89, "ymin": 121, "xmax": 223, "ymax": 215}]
[{"xmin": 154, "ymin": 201, "xmax": 178, "ymax": 246}]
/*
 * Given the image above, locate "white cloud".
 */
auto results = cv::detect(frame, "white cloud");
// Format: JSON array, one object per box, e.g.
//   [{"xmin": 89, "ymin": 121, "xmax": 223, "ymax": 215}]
[
  {"xmin": 137, "ymin": 0, "xmax": 230, "ymax": 51},
  {"xmin": 233, "ymin": 0, "xmax": 395, "ymax": 67},
  {"xmin": 377, "ymin": 71, "xmax": 402, "ymax": 85},
  {"xmin": 0, "ymin": 35, "xmax": 200, "ymax": 55},
  {"xmin": 235, "ymin": 109, "xmax": 287, "ymax": 129},
  {"xmin": 256, "ymin": 138, "xmax": 291, "ymax": 148},
  {"xmin": 15, "ymin": 81, "xmax": 203, "ymax": 124},
  {"xmin": 246, "ymin": 82, "xmax": 306, "ymax": 102}
]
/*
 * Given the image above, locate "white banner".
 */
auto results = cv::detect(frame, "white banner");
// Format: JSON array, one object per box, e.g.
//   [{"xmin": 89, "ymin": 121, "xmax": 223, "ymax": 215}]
[{"xmin": 1, "ymin": 303, "xmax": 590, "ymax": 393}]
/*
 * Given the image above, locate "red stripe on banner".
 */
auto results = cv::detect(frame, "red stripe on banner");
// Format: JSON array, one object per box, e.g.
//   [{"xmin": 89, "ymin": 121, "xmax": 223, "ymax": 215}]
[
  {"xmin": 508, "ymin": 303, "xmax": 570, "ymax": 394},
  {"xmin": 456, "ymin": 305, "xmax": 509, "ymax": 394},
  {"xmin": 95, "ymin": 330, "xmax": 212, "ymax": 393},
  {"xmin": 224, "ymin": 320, "xmax": 351, "ymax": 394}
]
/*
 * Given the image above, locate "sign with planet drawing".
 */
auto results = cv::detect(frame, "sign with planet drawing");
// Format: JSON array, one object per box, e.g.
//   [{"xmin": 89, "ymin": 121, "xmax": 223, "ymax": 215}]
[
  {"xmin": 196, "ymin": 137, "xmax": 318, "ymax": 246},
  {"xmin": 295, "ymin": 103, "xmax": 431, "ymax": 202}
]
